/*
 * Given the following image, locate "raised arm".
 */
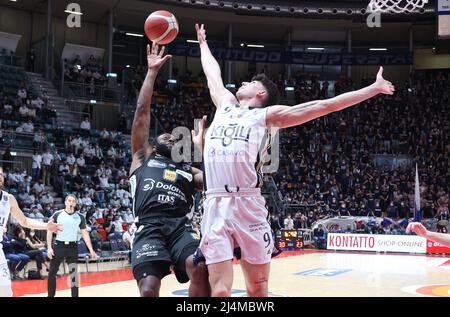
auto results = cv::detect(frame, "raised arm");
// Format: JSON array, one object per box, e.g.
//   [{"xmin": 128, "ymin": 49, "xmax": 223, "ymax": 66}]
[
  {"xmin": 266, "ymin": 67, "xmax": 395, "ymax": 129},
  {"xmin": 196, "ymin": 23, "xmax": 236, "ymax": 109},
  {"xmin": 130, "ymin": 44, "xmax": 171, "ymax": 175}
]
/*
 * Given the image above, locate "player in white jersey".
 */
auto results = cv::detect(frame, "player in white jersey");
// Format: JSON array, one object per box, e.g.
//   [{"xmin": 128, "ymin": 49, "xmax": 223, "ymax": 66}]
[
  {"xmin": 195, "ymin": 23, "xmax": 395, "ymax": 297},
  {"xmin": 0, "ymin": 166, "xmax": 62, "ymax": 297}
]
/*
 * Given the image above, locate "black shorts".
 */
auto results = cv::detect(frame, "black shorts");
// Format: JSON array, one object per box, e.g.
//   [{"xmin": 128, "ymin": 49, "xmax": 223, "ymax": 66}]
[{"xmin": 132, "ymin": 216, "xmax": 200, "ymax": 283}]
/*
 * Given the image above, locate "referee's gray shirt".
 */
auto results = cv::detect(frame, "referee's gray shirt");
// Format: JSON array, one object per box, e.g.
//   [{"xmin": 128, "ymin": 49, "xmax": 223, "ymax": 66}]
[{"xmin": 51, "ymin": 209, "xmax": 86, "ymax": 242}]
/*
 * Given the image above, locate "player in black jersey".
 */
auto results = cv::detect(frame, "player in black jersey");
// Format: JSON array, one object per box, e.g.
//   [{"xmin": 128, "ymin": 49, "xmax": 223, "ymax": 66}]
[{"xmin": 129, "ymin": 43, "xmax": 209, "ymax": 297}]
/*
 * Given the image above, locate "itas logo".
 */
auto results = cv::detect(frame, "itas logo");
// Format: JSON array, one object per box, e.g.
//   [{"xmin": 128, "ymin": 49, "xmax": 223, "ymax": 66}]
[
  {"xmin": 157, "ymin": 194, "xmax": 175, "ymax": 205},
  {"xmin": 142, "ymin": 178, "xmax": 156, "ymax": 191},
  {"xmin": 210, "ymin": 123, "xmax": 252, "ymax": 147}
]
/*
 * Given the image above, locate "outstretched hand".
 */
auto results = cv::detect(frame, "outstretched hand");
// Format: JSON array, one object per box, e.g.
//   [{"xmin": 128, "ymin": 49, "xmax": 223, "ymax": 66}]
[
  {"xmin": 406, "ymin": 222, "xmax": 428, "ymax": 237},
  {"xmin": 147, "ymin": 43, "xmax": 172, "ymax": 71},
  {"xmin": 374, "ymin": 66, "xmax": 395, "ymax": 95},
  {"xmin": 46, "ymin": 219, "xmax": 63, "ymax": 233},
  {"xmin": 195, "ymin": 23, "xmax": 206, "ymax": 45},
  {"xmin": 192, "ymin": 115, "xmax": 207, "ymax": 149}
]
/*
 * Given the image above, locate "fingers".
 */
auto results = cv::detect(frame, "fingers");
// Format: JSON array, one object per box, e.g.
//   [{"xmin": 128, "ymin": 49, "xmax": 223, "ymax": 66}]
[
  {"xmin": 199, "ymin": 115, "xmax": 207, "ymax": 130},
  {"xmin": 158, "ymin": 45, "xmax": 165, "ymax": 57},
  {"xmin": 195, "ymin": 23, "xmax": 199, "ymax": 32},
  {"xmin": 147, "ymin": 44, "xmax": 150, "ymax": 56},
  {"xmin": 161, "ymin": 54, "xmax": 172, "ymax": 63},
  {"xmin": 377, "ymin": 66, "xmax": 383, "ymax": 77}
]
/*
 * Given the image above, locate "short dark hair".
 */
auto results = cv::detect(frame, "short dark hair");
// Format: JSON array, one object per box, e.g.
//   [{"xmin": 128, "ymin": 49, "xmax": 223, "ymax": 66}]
[{"xmin": 251, "ymin": 73, "xmax": 279, "ymax": 107}]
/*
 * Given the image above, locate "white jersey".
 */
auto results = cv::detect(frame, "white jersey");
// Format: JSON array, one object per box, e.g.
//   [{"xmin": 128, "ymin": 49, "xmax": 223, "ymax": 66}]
[
  {"xmin": 0, "ymin": 191, "xmax": 11, "ymax": 244},
  {"xmin": 203, "ymin": 104, "xmax": 269, "ymax": 190}
]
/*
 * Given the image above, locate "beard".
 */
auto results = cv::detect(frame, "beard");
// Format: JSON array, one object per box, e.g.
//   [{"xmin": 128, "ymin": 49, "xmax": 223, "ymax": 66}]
[{"xmin": 155, "ymin": 143, "xmax": 172, "ymax": 158}]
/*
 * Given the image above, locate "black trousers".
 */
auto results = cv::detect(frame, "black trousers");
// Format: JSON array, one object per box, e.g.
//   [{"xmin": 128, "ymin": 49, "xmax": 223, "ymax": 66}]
[{"xmin": 47, "ymin": 241, "xmax": 78, "ymax": 297}]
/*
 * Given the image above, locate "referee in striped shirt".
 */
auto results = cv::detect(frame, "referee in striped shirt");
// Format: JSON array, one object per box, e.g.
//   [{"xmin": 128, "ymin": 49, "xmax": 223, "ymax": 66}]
[{"xmin": 47, "ymin": 194, "xmax": 97, "ymax": 297}]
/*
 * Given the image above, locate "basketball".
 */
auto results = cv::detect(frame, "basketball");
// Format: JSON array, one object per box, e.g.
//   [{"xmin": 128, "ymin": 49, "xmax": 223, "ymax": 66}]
[{"xmin": 144, "ymin": 10, "xmax": 179, "ymax": 45}]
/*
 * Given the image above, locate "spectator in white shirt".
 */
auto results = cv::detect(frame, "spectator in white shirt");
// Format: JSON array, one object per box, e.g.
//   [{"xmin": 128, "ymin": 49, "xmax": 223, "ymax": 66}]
[
  {"xmin": 32, "ymin": 181, "xmax": 45, "ymax": 195},
  {"xmin": 93, "ymin": 208, "xmax": 104, "ymax": 220},
  {"xmin": 81, "ymin": 193, "xmax": 93, "ymax": 206},
  {"xmin": 80, "ymin": 117, "xmax": 91, "ymax": 132},
  {"xmin": 99, "ymin": 128, "xmax": 110, "ymax": 147},
  {"xmin": 66, "ymin": 153, "xmax": 76, "ymax": 166},
  {"xmin": 59, "ymin": 161, "xmax": 70, "ymax": 174},
  {"xmin": 99, "ymin": 173, "xmax": 110, "ymax": 190},
  {"xmin": 76, "ymin": 155, "xmax": 86, "ymax": 171},
  {"xmin": 123, "ymin": 208, "xmax": 134, "ymax": 224},
  {"xmin": 70, "ymin": 135, "xmax": 83, "ymax": 154},
  {"xmin": 21, "ymin": 120, "xmax": 34, "ymax": 134},
  {"xmin": 41, "ymin": 149, "xmax": 54, "ymax": 185},
  {"xmin": 117, "ymin": 166, "xmax": 127, "ymax": 179},
  {"xmin": 28, "ymin": 206, "xmax": 46, "ymax": 222},
  {"xmin": 40, "ymin": 192, "xmax": 54, "ymax": 205},
  {"xmin": 32, "ymin": 151, "xmax": 42, "ymax": 182},
  {"xmin": 83, "ymin": 145, "xmax": 94, "ymax": 164},
  {"xmin": 284, "ymin": 214, "xmax": 294, "ymax": 230}
]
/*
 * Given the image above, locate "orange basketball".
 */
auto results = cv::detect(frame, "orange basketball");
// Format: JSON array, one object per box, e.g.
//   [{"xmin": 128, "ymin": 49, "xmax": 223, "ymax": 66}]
[{"xmin": 144, "ymin": 10, "xmax": 179, "ymax": 45}]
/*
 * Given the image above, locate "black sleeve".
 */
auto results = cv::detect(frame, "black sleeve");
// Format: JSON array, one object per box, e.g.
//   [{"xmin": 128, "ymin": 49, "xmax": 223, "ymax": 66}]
[
  {"xmin": 51, "ymin": 210, "xmax": 62, "ymax": 223},
  {"xmin": 79, "ymin": 213, "xmax": 87, "ymax": 230}
]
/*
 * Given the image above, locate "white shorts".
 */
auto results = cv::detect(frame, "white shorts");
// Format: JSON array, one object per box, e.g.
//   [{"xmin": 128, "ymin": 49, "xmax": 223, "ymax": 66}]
[
  {"xmin": 0, "ymin": 248, "xmax": 12, "ymax": 297},
  {"xmin": 199, "ymin": 188, "xmax": 273, "ymax": 265}
]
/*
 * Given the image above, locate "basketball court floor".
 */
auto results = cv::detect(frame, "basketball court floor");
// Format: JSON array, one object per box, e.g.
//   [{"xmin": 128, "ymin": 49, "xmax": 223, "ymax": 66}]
[{"xmin": 11, "ymin": 250, "xmax": 450, "ymax": 297}]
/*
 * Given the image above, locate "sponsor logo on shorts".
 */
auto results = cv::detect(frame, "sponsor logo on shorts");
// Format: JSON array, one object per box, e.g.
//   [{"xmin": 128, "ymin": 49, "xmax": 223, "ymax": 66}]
[
  {"xmin": 135, "ymin": 244, "xmax": 158, "ymax": 259},
  {"xmin": 147, "ymin": 159, "xmax": 167, "ymax": 169},
  {"xmin": 190, "ymin": 232, "xmax": 200, "ymax": 240},
  {"xmin": 163, "ymin": 169, "xmax": 177, "ymax": 182}
]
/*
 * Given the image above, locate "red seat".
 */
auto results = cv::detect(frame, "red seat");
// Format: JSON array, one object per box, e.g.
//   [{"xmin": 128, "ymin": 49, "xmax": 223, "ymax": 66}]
[{"xmin": 97, "ymin": 228, "xmax": 107, "ymax": 241}]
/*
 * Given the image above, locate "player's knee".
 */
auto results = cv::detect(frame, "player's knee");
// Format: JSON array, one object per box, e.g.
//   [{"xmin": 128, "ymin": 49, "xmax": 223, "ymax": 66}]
[
  {"xmin": 187, "ymin": 260, "xmax": 208, "ymax": 282},
  {"xmin": 139, "ymin": 284, "xmax": 159, "ymax": 297},
  {"xmin": 246, "ymin": 282, "xmax": 268, "ymax": 297},
  {"xmin": 138, "ymin": 277, "xmax": 160, "ymax": 297},
  {"xmin": 211, "ymin": 286, "xmax": 231, "ymax": 297},
  {"xmin": 0, "ymin": 285, "xmax": 13, "ymax": 297}
]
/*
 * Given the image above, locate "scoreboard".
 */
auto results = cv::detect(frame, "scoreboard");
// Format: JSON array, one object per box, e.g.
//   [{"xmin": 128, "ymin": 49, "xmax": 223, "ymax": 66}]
[{"xmin": 276, "ymin": 229, "xmax": 303, "ymax": 250}]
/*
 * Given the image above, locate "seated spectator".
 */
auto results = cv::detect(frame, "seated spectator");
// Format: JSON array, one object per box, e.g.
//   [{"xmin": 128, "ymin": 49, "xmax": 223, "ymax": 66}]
[
  {"xmin": 1, "ymin": 228, "xmax": 30, "ymax": 280},
  {"xmin": 313, "ymin": 224, "xmax": 326, "ymax": 250},
  {"xmin": 24, "ymin": 228, "xmax": 49, "ymax": 277},
  {"xmin": 79, "ymin": 117, "xmax": 91, "ymax": 135}
]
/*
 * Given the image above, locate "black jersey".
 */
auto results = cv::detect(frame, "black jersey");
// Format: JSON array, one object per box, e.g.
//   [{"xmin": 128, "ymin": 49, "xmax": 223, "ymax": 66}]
[{"xmin": 129, "ymin": 153, "xmax": 195, "ymax": 221}]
